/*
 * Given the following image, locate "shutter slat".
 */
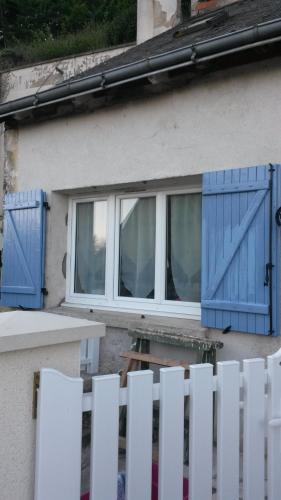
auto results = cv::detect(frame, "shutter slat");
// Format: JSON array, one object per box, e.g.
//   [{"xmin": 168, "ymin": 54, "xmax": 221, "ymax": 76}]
[
  {"xmin": 202, "ymin": 300, "xmax": 269, "ymax": 314},
  {"xmin": 202, "ymin": 165, "xmax": 280, "ymax": 335},
  {"xmin": 203, "ymin": 179, "xmax": 269, "ymax": 195}
]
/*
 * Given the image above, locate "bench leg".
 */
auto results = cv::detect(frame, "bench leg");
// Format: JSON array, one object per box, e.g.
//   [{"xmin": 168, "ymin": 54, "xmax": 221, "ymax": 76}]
[{"xmin": 140, "ymin": 339, "xmax": 150, "ymax": 370}]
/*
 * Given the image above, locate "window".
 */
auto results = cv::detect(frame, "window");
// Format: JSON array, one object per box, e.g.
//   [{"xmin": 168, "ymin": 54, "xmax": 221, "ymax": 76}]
[{"xmin": 67, "ymin": 188, "xmax": 201, "ymax": 317}]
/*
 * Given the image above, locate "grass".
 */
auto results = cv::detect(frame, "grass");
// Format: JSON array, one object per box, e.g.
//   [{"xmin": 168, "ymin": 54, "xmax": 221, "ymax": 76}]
[{"xmin": 0, "ymin": 20, "xmax": 136, "ymax": 71}]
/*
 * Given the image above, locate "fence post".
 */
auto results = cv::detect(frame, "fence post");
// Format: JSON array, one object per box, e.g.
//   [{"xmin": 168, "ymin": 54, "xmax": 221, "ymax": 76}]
[
  {"xmin": 267, "ymin": 348, "xmax": 281, "ymax": 500},
  {"xmin": 189, "ymin": 363, "xmax": 213, "ymax": 500},
  {"xmin": 34, "ymin": 370, "xmax": 83, "ymax": 500},
  {"xmin": 216, "ymin": 361, "xmax": 240, "ymax": 500},
  {"xmin": 243, "ymin": 358, "xmax": 265, "ymax": 500},
  {"xmin": 90, "ymin": 374, "xmax": 120, "ymax": 500},
  {"xmin": 158, "ymin": 366, "xmax": 185, "ymax": 500},
  {"xmin": 126, "ymin": 370, "xmax": 153, "ymax": 500}
]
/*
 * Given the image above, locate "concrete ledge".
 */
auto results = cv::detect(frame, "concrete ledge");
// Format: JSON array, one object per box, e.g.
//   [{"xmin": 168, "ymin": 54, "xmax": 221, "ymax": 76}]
[
  {"xmin": 0, "ymin": 311, "xmax": 105, "ymax": 353},
  {"xmin": 50, "ymin": 305, "xmax": 207, "ymax": 336}
]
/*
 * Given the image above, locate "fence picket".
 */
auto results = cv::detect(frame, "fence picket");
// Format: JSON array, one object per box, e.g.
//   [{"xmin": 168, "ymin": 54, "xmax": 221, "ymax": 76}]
[
  {"xmin": 34, "ymin": 369, "xmax": 83, "ymax": 500},
  {"xmin": 158, "ymin": 367, "xmax": 185, "ymax": 500},
  {"xmin": 126, "ymin": 370, "xmax": 153, "ymax": 500},
  {"xmin": 267, "ymin": 348, "xmax": 281, "ymax": 500},
  {"xmin": 189, "ymin": 364, "xmax": 213, "ymax": 500},
  {"xmin": 216, "ymin": 361, "xmax": 240, "ymax": 500},
  {"xmin": 90, "ymin": 374, "xmax": 120, "ymax": 500},
  {"xmin": 243, "ymin": 358, "xmax": 265, "ymax": 500}
]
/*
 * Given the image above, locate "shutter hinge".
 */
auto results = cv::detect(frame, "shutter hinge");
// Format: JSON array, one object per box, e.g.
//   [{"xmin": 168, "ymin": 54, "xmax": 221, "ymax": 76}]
[
  {"xmin": 41, "ymin": 287, "xmax": 48, "ymax": 296},
  {"xmin": 222, "ymin": 325, "xmax": 231, "ymax": 334},
  {"xmin": 264, "ymin": 263, "xmax": 274, "ymax": 287},
  {"xmin": 43, "ymin": 201, "xmax": 50, "ymax": 210},
  {"xmin": 275, "ymin": 207, "xmax": 281, "ymax": 226}
]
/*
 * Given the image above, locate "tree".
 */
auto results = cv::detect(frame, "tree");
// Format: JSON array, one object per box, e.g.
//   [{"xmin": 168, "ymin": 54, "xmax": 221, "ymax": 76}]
[
  {"xmin": 0, "ymin": 0, "xmax": 136, "ymax": 45},
  {"xmin": 0, "ymin": 0, "xmax": 137, "ymax": 68}
]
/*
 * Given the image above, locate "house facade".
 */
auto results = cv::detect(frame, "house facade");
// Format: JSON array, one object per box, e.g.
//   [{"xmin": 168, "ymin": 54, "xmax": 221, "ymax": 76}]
[{"xmin": 0, "ymin": 0, "xmax": 281, "ymax": 371}]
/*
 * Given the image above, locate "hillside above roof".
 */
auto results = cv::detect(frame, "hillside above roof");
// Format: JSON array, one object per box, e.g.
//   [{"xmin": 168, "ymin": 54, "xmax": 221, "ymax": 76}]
[
  {"xmin": 67, "ymin": 0, "xmax": 281, "ymax": 80},
  {"xmin": 1, "ymin": 0, "xmax": 281, "ymax": 124}
]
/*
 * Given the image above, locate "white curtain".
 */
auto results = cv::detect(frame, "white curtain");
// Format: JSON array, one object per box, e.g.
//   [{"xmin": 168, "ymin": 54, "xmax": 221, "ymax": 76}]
[
  {"xmin": 119, "ymin": 197, "xmax": 156, "ymax": 299},
  {"xmin": 167, "ymin": 193, "xmax": 201, "ymax": 302},
  {"xmin": 75, "ymin": 202, "xmax": 106, "ymax": 295}
]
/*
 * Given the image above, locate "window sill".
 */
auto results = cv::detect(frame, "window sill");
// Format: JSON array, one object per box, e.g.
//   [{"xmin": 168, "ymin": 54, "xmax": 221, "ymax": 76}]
[{"xmin": 50, "ymin": 303, "xmax": 206, "ymax": 336}]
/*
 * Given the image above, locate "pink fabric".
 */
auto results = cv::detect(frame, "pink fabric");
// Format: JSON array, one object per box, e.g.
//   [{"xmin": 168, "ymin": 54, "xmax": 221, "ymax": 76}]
[
  {"xmin": 81, "ymin": 464, "xmax": 189, "ymax": 500},
  {"xmin": 151, "ymin": 463, "xmax": 188, "ymax": 500}
]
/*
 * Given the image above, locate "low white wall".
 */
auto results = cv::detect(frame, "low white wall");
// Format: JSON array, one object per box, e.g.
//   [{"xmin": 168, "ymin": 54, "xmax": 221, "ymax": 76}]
[{"xmin": 0, "ymin": 342, "xmax": 79, "ymax": 500}]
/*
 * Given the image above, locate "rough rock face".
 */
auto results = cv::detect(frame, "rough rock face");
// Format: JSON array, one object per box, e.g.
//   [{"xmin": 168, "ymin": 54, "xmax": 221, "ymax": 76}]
[{"xmin": 137, "ymin": 0, "xmax": 181, "ymax": 43}]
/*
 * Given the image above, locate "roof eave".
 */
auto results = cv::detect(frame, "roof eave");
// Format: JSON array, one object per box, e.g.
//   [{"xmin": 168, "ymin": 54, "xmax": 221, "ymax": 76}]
[{"xmin": 1, "ymin": 17, "xmax": 281, "ymax": 123}]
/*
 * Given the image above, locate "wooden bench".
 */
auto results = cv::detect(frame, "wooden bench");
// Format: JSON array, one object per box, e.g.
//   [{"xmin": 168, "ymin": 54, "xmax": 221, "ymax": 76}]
[
  {"xmin": 119, "ymin": 327, "xmax": 223, "ymax": 462},
  {"xmin": 127, "ymin": 326, "xmax": 223, "ymax": 366},
  {"xmin": 120, "ymin": 351, "xmax": 189, "ymax": 386}
]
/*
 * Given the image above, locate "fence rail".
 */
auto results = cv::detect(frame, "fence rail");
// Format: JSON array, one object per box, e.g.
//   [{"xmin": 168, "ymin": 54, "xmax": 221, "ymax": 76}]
[{"xmin": 34, "ymin": 349, "xmax": 281, "ymax": 500}]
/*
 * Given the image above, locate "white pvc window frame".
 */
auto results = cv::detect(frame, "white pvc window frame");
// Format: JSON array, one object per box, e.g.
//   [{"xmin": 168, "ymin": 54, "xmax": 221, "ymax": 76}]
[{"xmin": 66, "ymin": 187, "xmax": 201, "ymax": 319}]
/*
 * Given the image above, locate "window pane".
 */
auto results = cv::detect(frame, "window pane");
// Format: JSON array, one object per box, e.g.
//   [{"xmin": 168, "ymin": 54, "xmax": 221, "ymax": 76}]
[
  {"xmin": 166, "ymin": 193, "xmax": 201, "ymax": 302},
  {"xmin": 119, "ymin": 197, "xmax": 156, "ymax": 299},
  {"xmin": 74, "ymin": 201, "xmax": 107, "ymax": 295}
]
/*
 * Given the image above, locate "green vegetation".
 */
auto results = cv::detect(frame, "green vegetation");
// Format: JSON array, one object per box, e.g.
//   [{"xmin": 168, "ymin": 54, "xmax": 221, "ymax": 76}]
[{"xmin": 0, "ymin": 0, "xmax": 137, "ymax": 70}]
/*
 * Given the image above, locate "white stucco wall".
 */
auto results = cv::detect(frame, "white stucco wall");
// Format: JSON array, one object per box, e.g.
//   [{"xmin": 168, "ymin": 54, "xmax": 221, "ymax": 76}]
[
  {"xmin": 16, "ymin": 59, "xmax": 281, "ymax": 192},
  {"xmin": 6, "ymin": 57, "xmax": 281, "ymax": 361}
]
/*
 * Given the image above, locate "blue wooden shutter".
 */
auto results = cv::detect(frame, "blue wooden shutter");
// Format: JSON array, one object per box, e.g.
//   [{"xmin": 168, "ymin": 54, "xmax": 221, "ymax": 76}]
[
  {"xmin": 0, "ymin": 189, "xmax": 47, "ymax": 309},
  {"xmin": 201, "ymin": 165, "xmax": 280, "ymax": 336}
]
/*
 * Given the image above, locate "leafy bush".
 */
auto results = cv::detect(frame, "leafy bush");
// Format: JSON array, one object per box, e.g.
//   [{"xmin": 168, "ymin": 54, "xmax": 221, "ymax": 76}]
[{"xmin": 0, "ymin": 0, "xmax": 137, "ymax": 69}]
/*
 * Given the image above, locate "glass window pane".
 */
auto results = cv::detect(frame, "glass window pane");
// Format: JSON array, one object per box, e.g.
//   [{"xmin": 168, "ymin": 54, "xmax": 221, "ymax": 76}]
[
  {"xmin": 74, "ymin": 201, "xmax": 107, "ymax": 295},
  {"xmin": 166, "ymin": 193, "xmax": 201, "ymax": 302},
  {"xmin": 119, "ymin": 197, "xmax": 156, "ymax": 299}
]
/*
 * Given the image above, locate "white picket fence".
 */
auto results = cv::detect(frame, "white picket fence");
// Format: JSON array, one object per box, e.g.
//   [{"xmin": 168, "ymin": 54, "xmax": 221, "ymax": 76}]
[{"xmin": 34, "ymin": 349, "xmax": 281, "ymax": 500}]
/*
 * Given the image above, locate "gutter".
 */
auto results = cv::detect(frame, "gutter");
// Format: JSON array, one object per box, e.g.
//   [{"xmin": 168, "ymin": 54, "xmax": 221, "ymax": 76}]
[{"xmin": 1, "ymin": 17, "xmax": 281, "ymax": 122}]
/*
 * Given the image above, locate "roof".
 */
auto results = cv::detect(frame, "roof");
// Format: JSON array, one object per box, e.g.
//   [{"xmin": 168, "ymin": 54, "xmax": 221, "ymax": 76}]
[
  {"xmin": 68, "ymin": 0, "xmax": 281, "ymax": 81},
  {"xmin": 1, "ymin": 0, "xmax": 281, "ymax": 123}
]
